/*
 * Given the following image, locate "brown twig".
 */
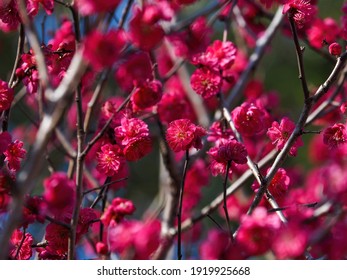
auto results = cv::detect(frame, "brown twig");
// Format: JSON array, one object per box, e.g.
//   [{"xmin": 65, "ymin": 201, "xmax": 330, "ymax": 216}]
[
  {"xmin": 225, "ymin": 6, "xmax": 285, "ymax": 108},
  {"xmin": 68, "ymin": 87, "xmax": 85, "ymax": 260},
  {"xmin": 288, "ymin": 15, "xmax": 310, "ymax": 101},
  {"xmin": 177, "ymin": 150, "xmax": 189, "ymax": 260}
]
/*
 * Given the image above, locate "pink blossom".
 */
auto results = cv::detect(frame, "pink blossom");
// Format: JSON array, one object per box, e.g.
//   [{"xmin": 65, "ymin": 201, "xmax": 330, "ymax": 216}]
[
  {"xmin": 9, "ymin": 229, "xmax": 33, "ymax": 260},
  {"xmin": 4, "ymin": 140, "xmax": 26, "ymax": 172},
  {"xmin": 157, "ymin": 77, "xmax": 196, "ymax": 124},
  {"xmin": 96, "ymin": 144, "xmax": 125, "ymax": 176},
  {"xmin": 205, "ymin": 40, "xmax": 237, "ymax": 70},
  {"xmin": 166, "ymin": 119, "xmax": 206, "ymax": 152},
  {"xmin": 83, "ymin": 29, "xmax": 126, "ymax": 71},
  {"xmin": 190, "ymin": 67, "xmax": 222, "ymax": 99},
  {"xmin": 283, "ymin": 0, "xmax": 316, "ymax": 29},
  {"xmin": 168, "ymin": 17, "xmax": 212, "ymax": 58},
  {"xmin": 23, "ymin": 70, "xmax": 39, "ymax": 95},
  {"xmin": 218, "ymin": 194, "xmax": 251, "ymax": 222},
  {"xmin": 45, "ymin": 223, "xmax": 70, "ymax": 256},
  {"xmin": 27, "ymin": 0, "xmax": 54, "ymax": 15},
  {"xmin": 323, "ymin": 123, "xmax": 347, "ymax": 149},
  {"xmin": 114, "ymin": 118, "xmax": 150, "ymax": 147},
  {"xmin": 99, "ymin": 97, "xmax": 127, "ymax": 129},
  {"xmin": 43, "ymin": 172, "xmax": 75, "ymax": 213},
  {"xmin": 0, "ymin": 80, "xmax": 14, "ymax": 111},
  {"xmin": 252, "ymin": 168, "xmax": 290, "ymax": 199},
  {"xmin": 114, "ymin": 52, "xmax": 153, "ymax": 92},
  {"xmin": 131, "ymin": 79, "xmax": 163, "ymax": 110},
  {"xmin": 22, "ymin": 195, "xmax": 46, "ymax": 228},
  {"xmin": 114, "ymin": 118, "xmax": 152, "ymax": 161},
  {"xmin": 272, "ymin": 223, "xmax": 308, "ymax": 259},
  {"xmin": 123, "ymin": 136, "xmax": 152, "ymax": 161},
  {"xmin": 101, "ymin": 197, "xmax": 135, "ymax": 226},
  {"xmin": 108, "ymin": 219, "xmax": 161, "ymax": 259},
  {"xmin": 128, "ymin": 5, "xmax": 165, "ymax": 51},
  {"xmin": 75, "ymin": 0, "xmax": 121, "ymax": 16},
  {"xmin": 200, "ymin": 229, "xmax": 246, "ymax": 260},
  {"xmin": 236, "ymin": 207, "xmax": 281, "ymax": 256},
  {"xmin": 0, "ymin": 0, "xmax": 21, "ymax": 32},
  {"xmin": 207, "ymin": 121, "xmax": 235, "ymax": 145},
  {"xmin": 232, "ymin": 102, "xmax": 269, "ymax": 137},
  {"xmin": 267, "ymin": 117, "xmax": 303, "ymax": 156},
  {"xmin": 221, "ymin": 50, "xmax": 248, "ymax": 92},
  {"xmin": 48, "ymin": 19, "xmax": 75, "ymax": 52},
  {"xmin": 183, "ymin": 159, "xmax": 209, "ymax": 213},
  {"xmin": 208, "ymin": 139, "xmax": 248, "ymax": 176},
  {"xmin": 307, "ymin": 18, "xmax": 340, "ymax": 49},
  {"xmin": 96, "ymin": 242, "xmax": 109, "ymax": 255},
  {"xmin": 329, "ymin": 42, "xmax": 342, "ymax": 56},
  {"xmin": 77, "ymin": 208, "xmax": 98, "ymax": 238}
]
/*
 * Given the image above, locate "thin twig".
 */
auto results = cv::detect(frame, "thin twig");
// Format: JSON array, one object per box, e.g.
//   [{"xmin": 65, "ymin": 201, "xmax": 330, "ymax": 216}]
[
  {"xmin": 14, "ymin": 228, "xmax": 26, "ymax": 260},
  {"xmin": 68, "ymin": 87, "xmax": 85, "ymax": 260},
  {"xmin": 118, "ymin": 0, "xmax": 134, "ymax": 29},
  {"xmin": 177, "ymin": 150, "xmax": 189, "ymax": 260},
  {"xmin": 225, "ymin": 6, "xmax": 284, "ymax": 108},
  {"xmin": 288, "ymin": 15, "xmax": 310, "ymax": 101},
  {"xmin": 223, "ymin": 161, "xmax": 233, "ymax": 242}
]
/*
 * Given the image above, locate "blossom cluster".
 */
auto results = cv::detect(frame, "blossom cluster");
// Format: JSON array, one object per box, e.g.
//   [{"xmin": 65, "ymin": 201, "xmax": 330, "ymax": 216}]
[{"xmin": 1, "ymin": 0, "xmax": 347, "ymax": 261}]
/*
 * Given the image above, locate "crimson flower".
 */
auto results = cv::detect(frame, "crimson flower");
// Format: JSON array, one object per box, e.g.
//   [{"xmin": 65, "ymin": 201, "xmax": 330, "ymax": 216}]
[
  {"xmin": 45, "ymin": 223, "xmax": 70, "ymax": 256},
  {"xmin": 252, "ymin": 168, "xmax": 290, "ymax": 199},
  {"xmin": 75, "ymin": 0, "xmax": 121, "ymax": 16},
  {"xmin": 208, "ymin": 139, "xmax": 248, "ymax": 176},
  {"xmin": 4, "ymin": 140, "xmax": 26, "ymax": 172},
  {"xmin": 114, "ymin": 118, "xmax": 150, "ymax": 146},
  {"xmin": 114, "ymin": 118, "xmax": 153, "ymax": 161},
  {"xmin": 9, "ymin": 229, "xmax": 33, "ymax": 260},
  {"xmin": 190, "ymin": 67, "xmax": 222, "ymax": 99},
  {"xmin": 267, "ymin": 117, "xmax": 303, "ymax": 156},
  {"xmin": 128, "ymin": 5, "xmax": 166, "ymax": 51},
  {"xmin": 200, "ymin": 229, "xmax": 245, "ymax": 260},
  {"xmin": 108, "ymin": 219, "xmax": 161, "ymax": 259},
  {"xmin": 283, "ymin": 0, "xmax": 316, "ymax": 29},
  {"xmin": 166, "ymin": 119, "xmax": 206, "ymax": 152},
  {"xmin": 157, "ymin": 83, "xmax": 196, "ymax": 124},
  {"xmin": 83, "ymin": 29, "xmax": 126, "ymax": 71},
  {"xmin": 307, "ymin": 18, "xmax": 340, "ymax": 49},
  {"xmin": 27, "ymin": 0, "xmax": 54, "ymax": 15},
  {"xmin": 191, "ymin": 40, "xmax": 237, "ymax": 71},
  {"xmin": 96, "ymin": 242, "xmax": 109, "ymax": 255},
  {"xmin": 123, "ymin": 137, "xmax": 152, "ymax": 162},
  {"xmin": 114, "ymin": 52, "xmax": 153, "ymax": 92},
  {"xmin": 131, "ymin": 79, "xmax": 163, "ymax": 110},
  {"xmin": 207, "ymin": 121, "xmax": 235, "ymax": 145},
  {"xmin": 272, "ymin": 222, "xmax": 309, "ymax": 259},
  {"xmin": 0, "ymin": 0, "xmax": 21, "ymax": 32},
  {"xmin": 22, "ymin": 195, "xmax": 46, "ymax": 228},
  {"xmin": 43, "ymin": 172, "xmax": 75, "ymax": 213},
  {"xmin": 236, "ymin": 207, "xmax": 281, "ymax": 256},
  {"xmin": 96, "ymin": 144, "xmax": 125, "ymax": 176},
  {"xmin": 323, "ymin": 123, "xmax": 347, "ymax": 149},
  {"xmin": 101, "ymin": 197, "xmax": 135, "ymax": 226},
  {"xmin": 232, "ymin": 102, "xmax": 269, "ymax": 137},
  {"xmin": 0, "ymin": 80, "xmax": 14, "ymax": 111},
  {"xmin": 77, "ymin": 208, "xmax": 98, "ymax": 238},
  {"xmin": 329, "ymin": 43, "xmax": 342, "ymax": 56}
]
